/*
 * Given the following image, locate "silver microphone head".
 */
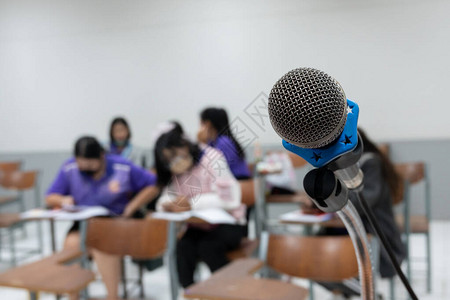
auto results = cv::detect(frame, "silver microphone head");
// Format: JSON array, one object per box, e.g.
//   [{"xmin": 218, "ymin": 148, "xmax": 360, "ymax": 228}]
[{"xmin": 268, "ymin": 68, "xmax": 347, "ymax": 149}]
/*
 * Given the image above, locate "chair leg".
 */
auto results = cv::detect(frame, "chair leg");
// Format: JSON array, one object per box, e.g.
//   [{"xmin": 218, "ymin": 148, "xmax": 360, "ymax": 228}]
[
  {"xmin": 37, "ymin": 220, "xmax": 44, "ymax": 255},
  {"xmin": 9, "ymin": 227, "xmax": 17, "ymax": 267},
  {"xmin": 403, "ymin": 184, "xmax": 412, "ymax": 282},
  {"xmin": 309, "ymin": 280, "xmax": 315, "ymax": 300},
  {"xmin": 121, "ymin": 258, "xmax": 128, "ymax": 299},
  {"xmin": 18, "ymin": 196, "xmax": 27, "ymax": 239},
  {"xmin": 139, "ymin": 263, "xmax": 145, "ymax": 298},
  {"xmin": 29, "ymin": 291, "xmax": 38, "ymax": 300},
  {"xmin": 168, "ymin": 221, "xmax": 180, "ymax": 300},
  {"xmin": 389, "ymin": 277, "xmax": 395, "ymax": 300},
  {"xmin": 0, "ymin": 229, "xmax": 3, "ymax": 260},
  {"xmin": 405, "ymin": 232, "xmax": 411, "ymax": 282},
  {"xmin": 426, "ymin": 232, "xmax": 432, "ymax": 293}
]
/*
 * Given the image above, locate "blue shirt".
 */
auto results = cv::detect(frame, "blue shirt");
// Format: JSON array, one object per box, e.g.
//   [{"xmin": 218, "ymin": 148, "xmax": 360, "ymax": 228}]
[
  {"xmin": 46, "ymin": 154, "xmax": 156, "ymax": 215},
  {"xmin": 208, "ymin": 135, "xmax": 251, "ymax": 179}
]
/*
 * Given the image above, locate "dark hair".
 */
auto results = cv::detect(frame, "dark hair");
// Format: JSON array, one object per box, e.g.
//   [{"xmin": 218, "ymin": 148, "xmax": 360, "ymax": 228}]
[
  {"xmin": 358, "ymin": 128, "xmax": 402, "ymax": 201},
  {"xmin": 74, "ymin": 136, "xmax": 104, "ymax": 159},
  {"xmin": 153, "ymin": 122, "xmax": 201, "ymax": 186},
  {"xmin": 200, "ymin": 107, "xmax": 245, "ymax": 159},
  {"xmin": 109, "ymin": 117, "xmax": 131, "ymax": 142}
]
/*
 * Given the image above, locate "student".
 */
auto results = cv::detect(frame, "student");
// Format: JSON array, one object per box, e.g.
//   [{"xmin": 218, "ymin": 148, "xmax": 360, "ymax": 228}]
[
  {"xmin": 46, "ymin": 136, "xmax": 158, "ymax": 299},
  {"xmin": 198, "ymin": 108, "xmax": 251, "ymax": 179},
  {"xmin": 106, "ymin": 117, "xmax": 147, "ymax": 167},
  {"xmin": 154, "ymin": 123, "xmax": 246, "ymax": 288}
]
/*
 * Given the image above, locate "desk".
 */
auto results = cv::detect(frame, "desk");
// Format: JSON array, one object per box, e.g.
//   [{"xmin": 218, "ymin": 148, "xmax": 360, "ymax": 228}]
[
  {"xmin": 184, "ymin": 258, "xmax": 308, "ymax": 300},
  {"xmin": 0, "ymin": 209, "xmax": 101, "ymax": 299},
  {"xmin": 18, "ymin": 206, "xmax": 110, "ymax": 252}
]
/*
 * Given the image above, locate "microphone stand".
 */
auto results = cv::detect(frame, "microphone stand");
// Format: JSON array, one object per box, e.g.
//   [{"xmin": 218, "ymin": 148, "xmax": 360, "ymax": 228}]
[{"xmin": 303, "ymin": 138, "xmax": 375, "ymax": 300}]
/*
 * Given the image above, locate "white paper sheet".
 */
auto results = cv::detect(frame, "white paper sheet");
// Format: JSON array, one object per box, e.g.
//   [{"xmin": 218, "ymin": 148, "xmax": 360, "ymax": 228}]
[
  {"xmin": 279, "ymin": 209, "xmax": 333, "ymax": 223},
  {"xmin": 54, "ymin": 206, "xmax": 110, "ymax": 220},
  {"xmin": 20, "ymin": 206, "xmax": 111, "ymax": 221}
]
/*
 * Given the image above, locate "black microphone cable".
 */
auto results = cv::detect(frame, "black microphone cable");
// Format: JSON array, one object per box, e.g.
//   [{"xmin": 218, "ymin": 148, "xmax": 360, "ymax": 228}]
[{"xmin": 357, "ymin": 192, "xmax": 419, "ymax": 300}]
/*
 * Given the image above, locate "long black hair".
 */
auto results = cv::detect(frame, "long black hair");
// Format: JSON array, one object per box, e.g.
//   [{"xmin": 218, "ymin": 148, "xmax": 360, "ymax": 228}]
[
  {"xmin": 153, "ymin": 122, "xmax": 202, "ymax": 187},
  {"xmin": 109, "ymin": 117, "xmax": 131, "ymax": 143},
  {"xmin": 74, "ymin": 136, "xmax": 104, "ymax": 158},
  {"xmin": 200, "ymin": 107, "xmax": 245, "ymax": 159},
  {"xmin": 358, "ymin": 128, "xmax": 402, "ymax": 202}
]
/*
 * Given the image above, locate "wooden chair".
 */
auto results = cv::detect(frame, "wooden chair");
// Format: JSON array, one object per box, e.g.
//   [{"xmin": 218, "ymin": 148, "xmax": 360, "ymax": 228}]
[
  {"xmin": 394, "ymin": 161, "xmax": 431, "ymax": 292},
  {"xmin": 262, "ymin": 233, "xmax": 360, "ymax": 299},
  {"xmin": 0, "ymin": 161, "xmax": 22, "ymax": 207},
  {"xmin": 0, "ymin": 169, "xmax": 40, "ymax": 210},
  {"xmin": 85, "ymin": 217, "xmax": 169, "ymax": 299},
  {"xmin": 0, "ymin": 170, "xmax": 43, "ymax": 266},
  {"xmin": 0, "ymin": 247, "xmax": 94, "ymax": 299},
  {"xmin": 0, "ymin": 161, "xmax": 22, "ymax": 173},
  {"xmin": 184, "ymin": 234, "xmax": 358, "ymax": 300},
  {"xmin": 226, "ymin": 179, "xmax": 259, "ymax": 261},
  {"xmin": 185, "ymin": 258, "xmax": 308, "ymax": 300},
  {"xmin": 265, "ymin": 234, "xmax": 358, "ymax": 281}
]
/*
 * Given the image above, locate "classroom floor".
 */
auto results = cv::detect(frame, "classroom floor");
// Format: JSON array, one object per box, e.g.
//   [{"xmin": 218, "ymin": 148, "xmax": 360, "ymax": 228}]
[{"xmin": 0, "ymin": 220, "xmax": 448, "ymax": 300}]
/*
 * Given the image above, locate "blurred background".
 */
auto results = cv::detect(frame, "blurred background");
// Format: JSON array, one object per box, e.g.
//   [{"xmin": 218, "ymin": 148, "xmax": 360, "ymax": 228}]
[
  {"xmin": 1, "ymin": 0, "xmax": 449, "ymax": 218},
  {"xmin": 0, "ymin": 1, "xmax": 449, "ymax": 299}
]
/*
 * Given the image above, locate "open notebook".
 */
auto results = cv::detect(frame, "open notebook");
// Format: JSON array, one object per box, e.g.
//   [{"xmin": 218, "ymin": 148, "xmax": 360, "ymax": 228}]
[
  {"xmin": 151, "ymin": 208, "xmax": 236, "ymax": 224},
  {"xmin": 20, "ymin": 206, "xmax": 110, "ymax": 221},
  {"xmin": 279, "ymin": 209, "xmax": 333, "ymax": 223}
]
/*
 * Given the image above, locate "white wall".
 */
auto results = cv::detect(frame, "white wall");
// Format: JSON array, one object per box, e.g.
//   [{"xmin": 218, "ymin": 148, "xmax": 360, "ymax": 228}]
[{"xmin": 1, "ymin": 0, "xmax": 449, "ymax": 153}]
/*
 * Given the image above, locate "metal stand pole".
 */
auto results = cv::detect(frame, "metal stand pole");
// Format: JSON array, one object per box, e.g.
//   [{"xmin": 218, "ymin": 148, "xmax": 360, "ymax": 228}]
[{"xmin": 337, "ymin": 201, "xmax": 375, "ymax": 300}]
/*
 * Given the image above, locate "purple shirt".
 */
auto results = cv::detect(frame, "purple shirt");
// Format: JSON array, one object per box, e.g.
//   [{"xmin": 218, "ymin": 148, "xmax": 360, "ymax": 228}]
[
  {"xmin": 46, "ymin": 154, "xmax": 156, "ymax": 215},
  {"xmin": 209, "ymin": 135, "xmax": 251, "ymax": 179}
]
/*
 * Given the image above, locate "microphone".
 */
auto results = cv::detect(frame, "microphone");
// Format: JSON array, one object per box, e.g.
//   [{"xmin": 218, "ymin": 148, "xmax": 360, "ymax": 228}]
[
  {"xmin": 268, "ymin": 68, "xmax": 359, "ymax": 168},
  {"xmin": 267, "ymin": 67, "xmax": 418, "ymax": 300},
  {"xmin": 268, "ymin": 68, "xmax": 376, "ymax": 300}
]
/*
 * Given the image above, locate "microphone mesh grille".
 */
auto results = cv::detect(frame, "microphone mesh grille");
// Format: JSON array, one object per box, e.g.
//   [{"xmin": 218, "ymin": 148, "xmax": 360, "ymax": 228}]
[{"xmin": 268, "ymin": 68, "xmax": 347, "ymax": 148}]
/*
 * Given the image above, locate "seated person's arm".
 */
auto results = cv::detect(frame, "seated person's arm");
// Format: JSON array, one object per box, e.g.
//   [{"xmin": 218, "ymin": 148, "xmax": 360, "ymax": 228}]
[
  {"xmin": 46, "ymin": 194, "xmax": 74, "ymax": 208},
  {"xmin": 122, "ymin": 166, "xmax": 159, "ymax": 217},
  {"xmin": 122, "ymin": 185, "xmax": 160, "ymax": 217},
  {"xmin": 46, "ymin": 164, "xmax": 72, "ymax": 208}
]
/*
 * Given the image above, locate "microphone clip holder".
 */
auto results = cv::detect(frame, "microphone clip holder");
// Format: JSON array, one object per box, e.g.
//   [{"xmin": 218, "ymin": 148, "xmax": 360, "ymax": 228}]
[{"xmin": 302, "ymin": 138, "xmax": 375, "ymax": 300}]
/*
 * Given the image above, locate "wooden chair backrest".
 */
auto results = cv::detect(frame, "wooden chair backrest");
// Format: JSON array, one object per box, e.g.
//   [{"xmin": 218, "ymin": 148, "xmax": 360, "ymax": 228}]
[
  {"xmin": 86, "ymin": 217, "xmax": 168, "ymax": 259},
  {"xmin": 392, "ymin": 162, "xmax": 425, "ymax": 205},
  {"xmin": 239, "ymin": 179, "xmax": 255, "ymax": 207},
  {"xmin": 378, "ymin": 143, "xmax": 390, "ymax": 157},
  {"xmin": 0, "ymin": 161, "xmax": 21, "ymax": 173},
  {"xmin": 267, "ymin": 234, "xmax": 358, "ymax": 282},
  {"xmin": 0, "ymin": 170, "xmax": 38, "ymax": 190},
  {"xmin": 395, "ymin": 162, "xmax": 425, "ymax": 185}
]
